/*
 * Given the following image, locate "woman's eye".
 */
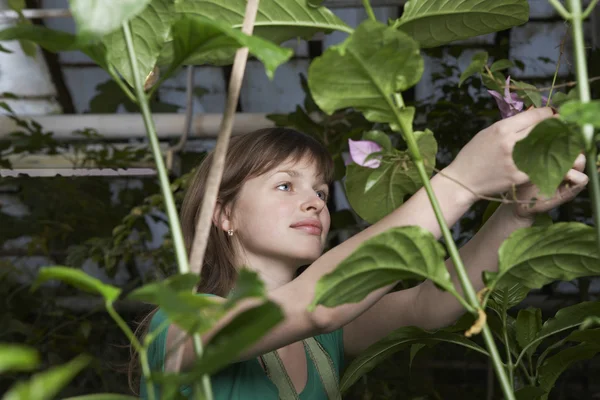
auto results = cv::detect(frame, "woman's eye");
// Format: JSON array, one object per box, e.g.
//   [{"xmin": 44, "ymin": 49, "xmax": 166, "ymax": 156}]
[
  {"xmin": 276, "ymin": 183, "xmax": 291, "ymax": 191},
  {"xmin": 316, "ymin": 190, "xmax": 328, "ymax": 201}
]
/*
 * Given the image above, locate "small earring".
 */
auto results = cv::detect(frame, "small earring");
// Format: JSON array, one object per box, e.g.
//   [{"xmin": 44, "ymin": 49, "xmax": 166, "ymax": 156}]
[{"xmin": 227, "ymin": 229, "xmax": 234, "ymax": 237}]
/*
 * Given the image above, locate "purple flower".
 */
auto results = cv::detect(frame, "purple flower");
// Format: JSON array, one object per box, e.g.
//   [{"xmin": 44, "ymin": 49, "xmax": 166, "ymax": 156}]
[
  {"xmin": 348, "ymin": 139, "xmax": 382, "ymax": 169},
  {"xmin": 487, "ymin": 76, "xmax": 524, "ymax": 119}
]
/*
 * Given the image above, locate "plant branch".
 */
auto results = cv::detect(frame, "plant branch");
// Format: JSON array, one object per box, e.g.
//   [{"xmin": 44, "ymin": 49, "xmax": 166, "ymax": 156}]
[
  {"xmin": 390, "ymin": 94, "xmax": 516, "ymax": 400},
  {"xmin": 500, "ymin": 300, "xmax": 514, "ymax": 386},
  {"xmin": 582, "ymin": 0, "xmax": 600, "ymax": 19},
  {"xmin": 362, "ymin": 0, "xmax": 376, "ymax": 21},
  {"xmin": 549, "ymin": 0, "xmax": 573, "ymax": 19},
  {"xmin": 547, "ymin": 26, "xmax": 568, "ymax": 106},
  {"xmin": 567, "ymin": 0, "xmax": 600, "ymax": 254},
  {"xmin": 121, "ymin": 20, "xmax": 212, "ymax": 400}
]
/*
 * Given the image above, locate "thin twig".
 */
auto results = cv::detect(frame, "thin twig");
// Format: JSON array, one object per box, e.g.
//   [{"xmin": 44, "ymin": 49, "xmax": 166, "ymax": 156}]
[
  {"xmin": 547, "ymin": 25, "xmax": 569, "ymax": 105},
  {"xmin": 582, "ymin": 0, "xmax": 600, "ymax": 19},
  {"xmin": 171, "ymin": 0, "xmax": 261, "ymax": 378}
]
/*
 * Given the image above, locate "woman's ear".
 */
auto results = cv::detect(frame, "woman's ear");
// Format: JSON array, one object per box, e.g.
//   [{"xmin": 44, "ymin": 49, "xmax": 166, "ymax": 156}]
[{"xmin": 212, "ymin": 202, "xmax": 232, "ymax": 233}]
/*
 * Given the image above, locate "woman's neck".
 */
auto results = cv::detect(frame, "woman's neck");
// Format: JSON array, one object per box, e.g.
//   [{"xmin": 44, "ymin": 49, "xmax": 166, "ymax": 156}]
[{"xmin": 236, "ymin": 253, "xmax": 298, "ymax": 291}]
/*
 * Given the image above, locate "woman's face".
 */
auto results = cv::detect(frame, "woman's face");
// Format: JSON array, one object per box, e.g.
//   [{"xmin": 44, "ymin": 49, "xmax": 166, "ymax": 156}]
[{"xmin": 230, "ymin": 156, "xmax": 331, "ymax": 269}]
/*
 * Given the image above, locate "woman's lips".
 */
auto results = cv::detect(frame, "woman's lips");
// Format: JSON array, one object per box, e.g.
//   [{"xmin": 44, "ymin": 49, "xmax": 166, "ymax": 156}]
[
  {"xmin": 290, "ymin": 219, "xmax": 322, "ymax": 236},
  {"xmin": 291, "ymin": 225, "xmax": 322, "ymax": 236}
]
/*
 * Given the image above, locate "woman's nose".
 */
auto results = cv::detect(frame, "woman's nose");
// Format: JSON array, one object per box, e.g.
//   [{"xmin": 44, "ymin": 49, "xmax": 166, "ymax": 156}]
[{"xmin": 301, "ymin": 192, "xmax": 325, "ymax": 212}]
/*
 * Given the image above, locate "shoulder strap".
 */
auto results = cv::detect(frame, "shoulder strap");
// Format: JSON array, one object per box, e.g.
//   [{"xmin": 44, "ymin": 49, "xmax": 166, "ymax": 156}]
[{"xmin": 260, "ymin": 338, "xmax": 340, "ymax": 400}]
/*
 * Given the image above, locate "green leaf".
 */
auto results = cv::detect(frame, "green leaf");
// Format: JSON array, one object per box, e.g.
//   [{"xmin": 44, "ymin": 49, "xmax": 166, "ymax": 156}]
[
  {"xmin": 345, "ymin": 130, "xmax": 437, "ymax": 223},
  {"xmin": 362, "ymin": 130, "xmax": 392, "ymax": 152},
  {"xmin": 128, "ymin": 279, "xmax": 223, "ymax": 334},
  {"xmin": 512, "ymin": 80, "xmax": 542, "ymax": 108},
  {"xmin": 408, "ymin": 343, "xmax": 426, "ymax": 373},
  {"xmin": 308, "ymin": 20, "xmax": 423, "ymax": 126},
  {"xmin": 459, "ymin": 51, "xmax": 488, "ymax": 87},
  {"xmin": 580, "ymin": 316, "xmax": 600, "ymax": 330},
  {"xmin": 165, "ymin": 16, "xmax": 292, "ymax": 80},
  {"xmin": 32, "ymin": 266, "xmax": 121, "ymax": 302},
  {"xmin": 310, "ymin": 226, "xmax": 452, "ymax": 310},
  {"xmin": 175, "ymin": 0, "xmax": 351, "ymax": 43},
  {"xmin": 538, "ymin": 343, "xmax": 600, "ymax": 397},
  {"xmin": 514, "ymin": 386, "xmax": 545, "ymax": 400},
  {"xmin": 340, "ymin": 326, "xmax": 488, "ymax": 392},
  {"xmin": 69, "ymin": 0, "xmax": 152, "ymax": 40},
  {"xmin": 486, "ymin": 282, "xmax": 530, "ymax": 312},
  {"xmin": 560, "ymin": 100, "xmax": 600, "ymax": 128},
  {"xmin": 481, "ymin": 71, "xmax": 505, "ymax": 93},
  {"xmin": 565, "ymin": 328, "xmax": 600, "ymax": 345},
  {"xmin": 225, "ymin": 268, "xmax": 267, "ymax": 308},
  {"xmin": 103, "ymin": 0, "xmax": 175, "ymax": 88},
  {"xmin": 513, "ymin": 118, "xmax": 583, "ymax": 197},
  {"xmin": 0, "ymin": 344, "xmax": 40, "ymax": 373},
  {"xmin": 536, "ymin": 301, "xmax": 600, "ymax": 346},
  {"xmin": 490, "ymin": 59, "xmax": 515, "ymax": 72},
  {"xmin": 393, "ymin": 0, "xmax": 529, "ymax": 48},
  {"xmin": 0, "ymin": 43, "xmax": 12, "ymax": 53},
  {"xmin": 550, "ymin": 89, "xmax": 578, "ymax": 107},
  {"xmin": 2, "ymin": 354, "xmax": 91, "ymax": 400},
  {"xmin": 516, "ymin": 308, "xmax": 542, "ymax": 356},
  {"xmin": 190, "ymin": 302, "xmax": 283, "ymax": 376},
  {"xmin": 0, "ymin": 25, "xmax": 108, "ymax": 69},
  {"xmin": 63, "ymin": 396, "xmax": 138, "ymax": 400},
  {"xmin": 486, "ymin": 223, "xmax": 600, "ymax": 293}
]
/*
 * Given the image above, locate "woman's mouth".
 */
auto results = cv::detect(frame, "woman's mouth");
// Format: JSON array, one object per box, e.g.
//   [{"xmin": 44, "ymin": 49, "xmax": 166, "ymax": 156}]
[{"xmin": 290, "ymin": 219, "xmax": 322, "ymax": 236}]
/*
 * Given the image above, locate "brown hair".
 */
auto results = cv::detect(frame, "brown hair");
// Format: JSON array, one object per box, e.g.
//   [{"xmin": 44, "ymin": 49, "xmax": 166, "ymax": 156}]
[{"xmin": 128, "ymin": 127, "xmax": 334, "ymax": 394}]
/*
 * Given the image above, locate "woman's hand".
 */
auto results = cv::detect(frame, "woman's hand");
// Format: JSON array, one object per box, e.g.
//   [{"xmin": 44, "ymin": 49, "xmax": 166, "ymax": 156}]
[
  {"xmin": 512, "ymin": 153, "xmax": 588, "ymax": 220},
  {"xmin": 444, "ymin": 107, "xmax": 556, "ymax": 199}
]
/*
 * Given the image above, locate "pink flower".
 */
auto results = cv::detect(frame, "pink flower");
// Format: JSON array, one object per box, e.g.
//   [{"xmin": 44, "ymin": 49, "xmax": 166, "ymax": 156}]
[
  {"xmin": 348, "ymin": 139, "xmax": 382, "ymax": 169},
  {"xmin": 487, "ymin": 76, "xmax": 524, "ymax": 119}
]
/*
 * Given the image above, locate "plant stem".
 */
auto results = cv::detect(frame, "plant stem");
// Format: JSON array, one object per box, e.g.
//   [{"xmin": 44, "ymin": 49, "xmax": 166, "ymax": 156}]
[
  {"xmin": 106, "ymin": 302, "xmax": 155, "ymax": 400},
  {"xmin": 362, "ymin": 0, "xmax": 376, "ymax": 21},
  {"xmin": 567, "ymin": 0, "xmax": 600, "ymax": 253},
  {"xmin": 549, "ymin": 0, "xmax": 573, "ymax": 19},
  {"xmin": 501, "ymin": 313, "xmax": 514, "ymax": 386},
  {"xmin": 390, "ymin": 94, "xmax": 515, "ymax": 400},
  {"xmin": 121, "ymin": 21, "xmax": 213, "ymax": 400}
]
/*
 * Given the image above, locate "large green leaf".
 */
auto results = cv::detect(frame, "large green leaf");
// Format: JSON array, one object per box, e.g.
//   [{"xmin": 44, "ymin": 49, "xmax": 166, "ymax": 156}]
[
  {"xmin": 2, "ymin": 354, "xmax": 91, "ymax": 400},
  {"xmin": 340, "ymin": 326, "xmax": 488, "ymax": 392},
  {"xmin": 486, "ymin": 223, "xmax": 600, "ymax": 293},
  {"xmin": 560, "ymin": 100, "xmax": 600, "ymax": 128},
  {"xmin": 103, "ymin": 0, "xmax": 175, "ymax": 88},
  {"xmin": 537, "ymin": 343, "xmax": 600, "ymax": 398},
  {"xmin": 345, "ymin": 130, "xmax": 437, "ymax": 223},
  {"xmin": 69, "ymin": 0, "xmax": 152, "ymax": 40},
  {"xmin": 565, "ymin": 328, "xmax": 600, "ymax": 345},
  {"xmin": 308, "ymin": 20, "xmax": 423, "ymax": 126},
  {"xmin": 32, "ymin": 266, "xmax": 121, "ymax": 302},
  {"xmin": 225, "ymin": 269, "xmax": 267, "ymax": 308},
  {"xmin": 164, "ymin": 16, "xmax": 292, "ymax": 80},
  {"xmin": 0, "ymin": 25, "xmax": 108, "ymax": 69},
  {"xmin": 393, "ymin": 0, "xmax": 529, "ymax": 48},
  {"xmin": 516, "ymin": 308, "xmax": 542, "ymax": 357},
  {"xmin": 174, "ymin": 0, "xmax": 351, "ymax": 43},
  {"xmin": 513, "ymin": 118, "xmax": 583, "ymax": 197},
  {"xmin": 0, "ymin": 344, "xmax": 40, "ymax": 373},
  {"xmin": 309, "ymin": 226, "xmax": 453, "ymax": 310}
]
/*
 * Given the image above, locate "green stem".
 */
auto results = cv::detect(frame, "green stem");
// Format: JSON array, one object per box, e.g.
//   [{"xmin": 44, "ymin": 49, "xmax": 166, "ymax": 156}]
[
  {"xmin": 567, "ymin": 0, "xmax": 600, "ymax": 253},
  {"xmin": 549, "ymin": 0, "xmax": 573, "ymax": 19},
  {"xmin": 106, "ymin": 302, "xmax": 155, "ymax": 400},
  {"xmin": 390, "ymin": 94, "xmax": 515, "ymax": 400},
  {"xmin": 501, "ymin": 313, "xmax": 514, "ymax": 386},
  {"xmin": 107, "ymin": 65, "xmax": 137, "ymax": 104},
  {"xmin": 582, "ymin": 0, "xmax": 600, "ymax": 19},
  {"xmin": 362, "ymin": 0, "xmax": 376, "ymax": 21},
  {"xmin": 121, "ymin": 21, "xmax": 213, "ymax": 400}
]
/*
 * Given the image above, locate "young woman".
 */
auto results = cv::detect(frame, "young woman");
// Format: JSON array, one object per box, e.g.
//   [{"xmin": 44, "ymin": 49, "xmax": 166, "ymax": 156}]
[{"xmin": 135, "ymin": 107, "xmax": 587, "ymax": 399}]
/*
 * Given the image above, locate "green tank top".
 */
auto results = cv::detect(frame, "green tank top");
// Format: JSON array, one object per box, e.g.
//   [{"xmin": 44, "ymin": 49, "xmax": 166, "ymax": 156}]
[{"xmin": 139, "ymin": 304, "xmax": 345, "ymax": 400}]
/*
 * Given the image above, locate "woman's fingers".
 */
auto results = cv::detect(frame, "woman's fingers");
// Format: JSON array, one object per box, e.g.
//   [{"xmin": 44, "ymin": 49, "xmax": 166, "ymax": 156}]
[
  {"xmin": 573, "ymin": 153, "xmax": 586, "ymax": 172},
  {"xmin": 498, "ymin": 107, "xmax": 554, "ymax": 135},
  {"xmin": 566, "ymin": 168, "xmax": 589, "ymax": 187}
]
